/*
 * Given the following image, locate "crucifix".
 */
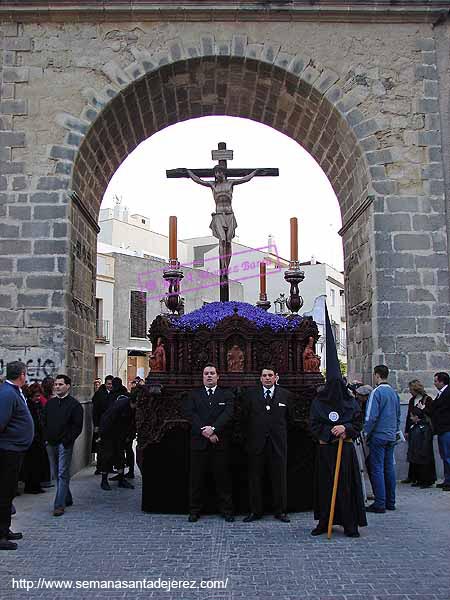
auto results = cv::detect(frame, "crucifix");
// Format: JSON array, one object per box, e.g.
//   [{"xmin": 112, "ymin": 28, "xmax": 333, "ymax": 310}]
[{"xmin": 166, "ymin": 142, "xmax": 279, "ymax": 301}]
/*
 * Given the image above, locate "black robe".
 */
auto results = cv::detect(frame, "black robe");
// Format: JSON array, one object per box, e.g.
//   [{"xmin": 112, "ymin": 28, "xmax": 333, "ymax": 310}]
[
  {"xmin": 310, "ymin": 390, "xmax": 367, "ymax": 531},
  {"xmin": 407, "ymin": 418, "xmax": 436, "ymax": 485},
  {"xmin": 21, "ymin": 399, "xmax": 49, "ymax": 491}
]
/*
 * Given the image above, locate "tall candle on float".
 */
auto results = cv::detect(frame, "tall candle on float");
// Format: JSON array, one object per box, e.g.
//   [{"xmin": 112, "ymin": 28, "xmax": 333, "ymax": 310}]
[
  {"xmin": 169, "ymin": 215, "xmax": 177, "ymax": 261},
  {"xmin": 260, "ymin": 261, "xmax": 267, "ymax": 296},
  {"xmin": 290, "ymin": 217, "xmax": 298, "ymax": 263}
]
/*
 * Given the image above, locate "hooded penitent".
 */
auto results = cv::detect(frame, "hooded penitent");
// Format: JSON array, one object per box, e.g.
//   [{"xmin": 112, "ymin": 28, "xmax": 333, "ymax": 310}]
[
  {"xmin": 312, "ymin": 304, "xmax": 355, "ymax": 423},
  {"xmin": 309, "ymin": 303, "xmax": 367, "ymax": 531}
]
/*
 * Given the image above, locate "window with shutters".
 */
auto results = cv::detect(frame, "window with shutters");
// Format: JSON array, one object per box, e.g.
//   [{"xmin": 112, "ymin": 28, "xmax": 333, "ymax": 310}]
[{"xmin": 130, "ymin": 291, "xmax": 147, "ymax": 339}]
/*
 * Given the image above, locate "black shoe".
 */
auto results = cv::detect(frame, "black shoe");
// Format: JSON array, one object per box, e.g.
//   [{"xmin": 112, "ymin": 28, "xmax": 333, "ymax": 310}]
[
  {"xmin": 420, "ymin": 484, "xmax": 432, "ymax": 489},
  {"xmin": 125, "ymin": 471, "xmax": 135, "ymax": 479},
  {"xmin": 411, "ymin": 482, "xmax": 421, "ymax": 487},
  {"xmin": 109, "ymin": 474, "xmax": 121, "ymax": 481},
  {"xmin": 436, "ymin": 482, "xmax": 445, "ymax": 488},
  {"xmin": 401, "ymin": 479, "xmax": 412, "ymax": 484},
  {"xmin": 101, "ymin": 475, "xmax": 111, "ymax": 491},
  {"xmin": 366, "ymin": 504, "xmax": 385, "ymax": 513},
  {"xmin": 188, "ymin": 514, "xmax": 199, "ymax": 523},
  {"xmin": 0, "ymin": 538, "xmax": 17, "ymax": 550},
  {"xmin": 94, "ymin": 469, "xmax": 101, "ymax": 475},
  {"xmin": 386, "ymin": 506, "xmax": 396, "ymax": 511},
  {"xmin": 442, "ymin": 485, "xmax": 450, "ymax": 491},
  {"xmin": 274, "ymin": 513, "xmax": 290, "ymax": 523},
  {"xmin": 243, "ymin": 513, "xmax": 262, "ymax": 523},
  {"xmin": 345, "ymin": 530, "xmax": 360, "ymax": 538},
  {"xmin": 118, "ymin": 478, "xmax": 134, "ymax": 489},
  {"xmin": 7, "ymin": 530, "xmax": 22, "ymax": 541},
  {"xmin": 223, "ymin": 515, "xmax": 235, "ymax": 523},
  {"xmin": 310, "ymin": 524, "xmax": 327, "ymax": 536},
  {"xmin": 24, "ymin": 488, "xmax": 46, "ymax": 494}
]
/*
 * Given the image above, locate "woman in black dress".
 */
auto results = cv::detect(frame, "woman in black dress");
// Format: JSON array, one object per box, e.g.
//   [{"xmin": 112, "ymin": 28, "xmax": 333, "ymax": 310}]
[
  {"xmin": 22, "ymin": 383, "xmax": 48, "ymax": 494},
  {"xmin": 403, "ymin": 379, "xmax": 435, "ymax": 486}
]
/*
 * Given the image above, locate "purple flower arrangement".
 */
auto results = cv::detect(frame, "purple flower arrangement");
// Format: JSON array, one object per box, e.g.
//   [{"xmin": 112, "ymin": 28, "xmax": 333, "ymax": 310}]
[{"xmin": 176, "ymin": 301, "xmax": 303, "ymax": 331}]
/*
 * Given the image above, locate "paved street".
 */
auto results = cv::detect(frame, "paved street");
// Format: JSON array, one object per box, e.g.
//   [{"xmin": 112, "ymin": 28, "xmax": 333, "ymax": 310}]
[{"xmin": 1, "ymin": 466, "xmax": 449, "ymax": 600}]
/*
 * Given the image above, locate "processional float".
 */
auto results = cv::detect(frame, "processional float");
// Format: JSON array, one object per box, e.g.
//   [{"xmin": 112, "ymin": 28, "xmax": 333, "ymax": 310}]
[{"xmin": 136, "ymin": 143, "xmax": 323, "ymax": 514}]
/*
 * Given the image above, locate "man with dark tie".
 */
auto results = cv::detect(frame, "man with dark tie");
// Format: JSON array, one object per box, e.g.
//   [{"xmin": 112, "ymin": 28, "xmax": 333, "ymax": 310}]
[
  {"xmin": 241, "ymin": 366, "xmax": 292, "ymax": 523},
  {"xmin": 184, "ymin": 364, "xmax": 234, "ymax": 523},
  {"xmin": 0, "ymin": 361, "xmax": 34, "ymax": 550}
]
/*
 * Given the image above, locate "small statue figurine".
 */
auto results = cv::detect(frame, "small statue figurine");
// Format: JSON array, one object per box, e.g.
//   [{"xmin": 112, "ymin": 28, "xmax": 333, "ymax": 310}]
[
  {"xmin": 302, "ymin": 336, "xmax": 321, "ymax": 372},
  {"xmin": 149, "ymin": 337, "xmax": 166, "ymax": 372},
  {"xmin": 227, "ymin": 344, "xmax": 244, "ymax": 372}
]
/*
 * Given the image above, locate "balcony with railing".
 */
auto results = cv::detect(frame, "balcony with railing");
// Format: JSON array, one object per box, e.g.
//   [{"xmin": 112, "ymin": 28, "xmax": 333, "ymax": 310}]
[{"xmin": 96, "ymin": 319, "xmax": 110, "ymax": 343}]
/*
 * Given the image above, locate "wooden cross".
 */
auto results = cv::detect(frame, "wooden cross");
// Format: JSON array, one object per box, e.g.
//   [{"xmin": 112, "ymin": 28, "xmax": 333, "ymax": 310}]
[
  {"xmin": 166, "ymin": 142, "xmax": 279, "ymax": 180},
  {"xmin": 166, "ymin": 142, "xmax": 279, "ymax": 301}
]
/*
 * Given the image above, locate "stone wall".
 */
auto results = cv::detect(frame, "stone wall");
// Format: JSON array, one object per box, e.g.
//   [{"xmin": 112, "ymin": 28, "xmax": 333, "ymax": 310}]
[{"xmin": 0, "ymin": 12, "xmax": 449, "ymax": 397}]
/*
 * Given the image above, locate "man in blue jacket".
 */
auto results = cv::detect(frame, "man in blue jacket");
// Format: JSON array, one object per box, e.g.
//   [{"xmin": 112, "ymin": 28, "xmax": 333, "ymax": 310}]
[
  {"xmin": 0, "ymin": 361, "xmax": 34, "ymax": 550},
  {"xmin": 364, "ymin": 364, "xmax": 400, "ymax": 513}
]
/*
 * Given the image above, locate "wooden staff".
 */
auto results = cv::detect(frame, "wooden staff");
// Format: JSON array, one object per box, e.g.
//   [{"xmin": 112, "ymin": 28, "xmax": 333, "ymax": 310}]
[{"xmin": 327, "ymin": 436, "xmax": 344, "ymax": 540}]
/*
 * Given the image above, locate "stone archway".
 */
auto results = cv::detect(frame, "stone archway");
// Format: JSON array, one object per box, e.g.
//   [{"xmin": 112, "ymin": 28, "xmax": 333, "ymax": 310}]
[
  {"xmin": 1, "ymin": 16, "xmax": 449, "ymax": 399},
  {"xmin": 63, "ymin": 49, "xmax": 377, "ymax": 396}
]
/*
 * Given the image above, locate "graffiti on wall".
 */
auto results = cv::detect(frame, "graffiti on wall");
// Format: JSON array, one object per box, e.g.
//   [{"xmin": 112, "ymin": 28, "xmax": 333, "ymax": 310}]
[{"xmin": 0, "ymin": 357, "xmax": 57, "ymax": 383}]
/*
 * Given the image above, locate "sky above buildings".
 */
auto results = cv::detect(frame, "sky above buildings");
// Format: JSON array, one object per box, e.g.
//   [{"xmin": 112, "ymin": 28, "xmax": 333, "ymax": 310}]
[{"xmin": 102, "ymin": 116, "xmax": 344, "ymax": 271}]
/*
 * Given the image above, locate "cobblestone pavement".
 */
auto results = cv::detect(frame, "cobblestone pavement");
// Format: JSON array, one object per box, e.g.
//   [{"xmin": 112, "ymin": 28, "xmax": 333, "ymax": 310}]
[{"xmin": 0, "ymin": 466, "xmax": 449, "ymax": 600}]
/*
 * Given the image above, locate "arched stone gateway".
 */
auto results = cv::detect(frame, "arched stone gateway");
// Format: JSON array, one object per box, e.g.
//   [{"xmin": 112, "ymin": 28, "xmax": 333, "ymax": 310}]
[{"xmin": 0, "ymin": 2, "xmax": 449, "ymax": 402}]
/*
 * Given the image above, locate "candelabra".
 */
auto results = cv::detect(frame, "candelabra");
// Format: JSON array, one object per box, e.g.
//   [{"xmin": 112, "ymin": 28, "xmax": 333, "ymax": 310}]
[
  {"xmin": 256, "ymin": 292, "xmax": 271, "ymax": 312},
  {"xmin": 284, "ymin": 260, "xmax": 304, "ymax": 315},
  {"xmin": 163, "ymin": 259, "xmax": 184, "ymax": 315}
]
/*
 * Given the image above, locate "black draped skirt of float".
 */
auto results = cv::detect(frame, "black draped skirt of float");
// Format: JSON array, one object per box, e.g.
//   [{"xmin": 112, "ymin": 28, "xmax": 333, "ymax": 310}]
[
  {"xmin": 140, "ymin": 426, "xmax": 315, "ymax": 514},
  {"xmin": 313, "ymin": 441, "xmax": 367, "ymax": 529}
]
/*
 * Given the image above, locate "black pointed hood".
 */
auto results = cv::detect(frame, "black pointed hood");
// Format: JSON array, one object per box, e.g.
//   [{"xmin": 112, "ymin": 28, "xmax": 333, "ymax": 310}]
[{"xmin": 315, "ymin": 303, "xmax": 353, "ymax": 413}]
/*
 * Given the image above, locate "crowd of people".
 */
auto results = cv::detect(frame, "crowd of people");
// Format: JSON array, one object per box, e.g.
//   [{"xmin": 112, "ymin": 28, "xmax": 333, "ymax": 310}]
[{"xmin": 0, "ymin": 354, "xmax": 449, "ymax": 551}]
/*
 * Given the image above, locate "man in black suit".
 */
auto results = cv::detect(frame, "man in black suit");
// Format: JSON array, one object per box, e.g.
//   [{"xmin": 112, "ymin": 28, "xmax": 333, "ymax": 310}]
[
  {"xmin": 92, "ymin": 375, "xmax": 113, "ymax": 475},
  {"xmin": 184, "ymin": 364, "xmax": 234, "ymax": 523},
  {"xmin": 242, "ymin": 366, "xmax": 292, "ymax": 523},
  {"xmin": 429, "ymin": 372, "xmax": 450, "ymax": 491}
]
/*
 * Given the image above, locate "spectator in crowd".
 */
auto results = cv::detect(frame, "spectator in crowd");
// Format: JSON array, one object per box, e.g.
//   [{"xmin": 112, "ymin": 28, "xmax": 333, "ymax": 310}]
[
  {"xmin": 93, "ymin": 378, "xmax": 102, "ymax": 393},
  {"xmin": 428, "ymin": 372, "xmax": 450, "ymax": 491},
  {"xmin": 402, "ymin": 379, "xmax": 434, "ymax": 485},
  {"xmin": 364, "ymin": 365, "xmax": 400, "ymax": 513},
  {"xmin": 92, "ymin": 375, "xmax": 114, "ymax": 475},
  {"xmin": 38, "ymin": 378, "xmax": 55, "ymax": 487},
  {"xmin": 98, "ymin": 389, "xmax": 136, "ymax": 491},
  {"xmin": 355, "ymin": 385, "xmax": 373, "ymax": 415},
  {"xmin": 110, "ymin": 377, "xmax": 128, "ymax": 402},
  {"xmin": 354, "ymin": 384, "xmax": 374, "ymax": 500},
  {"xmin": 40, "ymin": 376, "xmax": 55, "ymax": 407},
  {"xmin": 407, "ymin": 406, "xmax": 436, "ymax": 488},
  {"xmin": 21, "ymin": 383, "xmax": 47, "ymax": 494},
  {"xmin": 42, "ymin": 375, "xmax": 83, "ymax": 517},
  {"xmin": 0, "ymin": 361, "xmax": 34, "ymax": 550}
]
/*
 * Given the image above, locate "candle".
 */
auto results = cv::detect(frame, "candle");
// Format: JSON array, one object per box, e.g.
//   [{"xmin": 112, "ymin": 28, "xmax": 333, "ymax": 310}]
[
  {"xmin": 169, "ymin": 215, "xmax": 177, "ymax": 260},
  {"xmin": 260, "ymin": 261, "xmax": 266, "ymax": 296},
  {"xmin": 290, "ymin": 217, "xmax": 298, "ymax": 262}
]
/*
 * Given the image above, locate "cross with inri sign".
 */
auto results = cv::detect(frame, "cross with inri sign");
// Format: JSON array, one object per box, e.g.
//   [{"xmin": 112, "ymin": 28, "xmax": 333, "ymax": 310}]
[
  {"xmin": 166, "ymin": 142, "xmax": 279, "ymax": 301},
  {"xmin": 166, "ymin": 142, "xmax": 279, "ymax": 179}
]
